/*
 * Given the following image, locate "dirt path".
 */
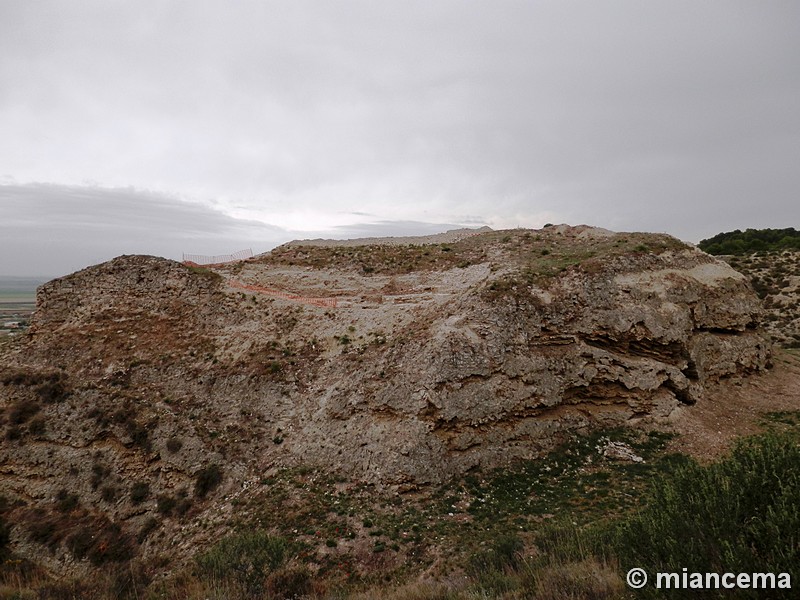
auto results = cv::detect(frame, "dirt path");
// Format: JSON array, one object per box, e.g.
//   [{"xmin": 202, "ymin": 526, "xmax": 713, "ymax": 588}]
[{"xmin": 668, "ymin": 348, "xmax": 800, "ymax": 460}]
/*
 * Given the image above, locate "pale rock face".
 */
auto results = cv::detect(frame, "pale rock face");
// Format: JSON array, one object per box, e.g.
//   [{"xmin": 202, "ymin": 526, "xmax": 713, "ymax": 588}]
[
  {"xmin": 305, "ymin": 247, "xmax": 768, "ymax": 484},
  {"xmin": 0, "ymin": 227, "xmax": 770, "ymax": 570}
]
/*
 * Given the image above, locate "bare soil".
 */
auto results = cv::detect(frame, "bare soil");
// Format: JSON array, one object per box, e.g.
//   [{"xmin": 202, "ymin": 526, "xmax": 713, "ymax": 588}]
[{"xmin": 669, "ymin": 348, "xmax": 800, "ymax": 460}]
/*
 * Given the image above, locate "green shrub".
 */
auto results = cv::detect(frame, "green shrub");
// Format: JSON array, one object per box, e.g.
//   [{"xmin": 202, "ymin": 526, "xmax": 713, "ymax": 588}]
[
  {"xmin": 129, "ymin": 481, "xmax": 150, "ymax": 504},
  {"xmin": 195, "ymin": 531, "xmax": 288, "ymax": 595},
  {"xmin": 9, "ymin": 399, "xmax": 40, "ymax": 425},
  {"xmin": 137, "ymin": 517, "xmax": 159, "ymax": 543},
  {"xmin": 100, "ymin": 486, "xmax": 118, "ymax": 503},
  {"xmin": 699, "ymin": 228, "xmax": 800, "ymax": 255},
  {"xmin": 166, "ymin": 437, "xmax": 183, "ymax": 453},
  {"xmin": 55, "ymin": 489, "xmax": 80, "ymax": 513},
  {"xmin": 194, "ymin": 464, "xmax": 223, "ymax": 498},
  {"xmin": 616, "ymin": 432, "xmax": 800, "ymax": 580},
  {"xmin": 28, "ymin": 415, "xmax": 47, "ymax": 436},
  {"xmin": 0, "ymin": 516, "xmax": 9, "ymax": 559},
  {"xmin": 468, "ymin": 533, "xmax": 524, "ymax": 575},
  {"xmin": 156, "ymin": 494, "xmax": 177, "ymax": 516}
]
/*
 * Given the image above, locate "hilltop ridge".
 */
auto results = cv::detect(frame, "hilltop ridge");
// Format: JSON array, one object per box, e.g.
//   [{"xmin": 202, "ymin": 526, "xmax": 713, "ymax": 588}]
[{"xmin": 277, "ymin": 225, "xmax": 494, "ymax": 249}]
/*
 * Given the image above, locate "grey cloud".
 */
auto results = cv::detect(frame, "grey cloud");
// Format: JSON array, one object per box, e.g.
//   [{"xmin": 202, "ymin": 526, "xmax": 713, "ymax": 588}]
[
  {"xmin": 0, "ymin": 1, "xmax": 798, "ymax": 253},
  {"xmin": 325, "ymin": 220, "xmax": 475, "ymax": 240},
  {"xmin": 0, "ymin": 183, "xmax": 466, "ymax": 277},
  {"xmin": 0, "ymin": 184, "xmax": 289, "ymax": 276}
]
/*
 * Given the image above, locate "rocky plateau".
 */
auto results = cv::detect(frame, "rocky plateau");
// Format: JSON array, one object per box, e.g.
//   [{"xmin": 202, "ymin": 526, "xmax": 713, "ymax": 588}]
[{"xmin": 0, "ymin": 225, "xmax": 773, "ymax": 577}]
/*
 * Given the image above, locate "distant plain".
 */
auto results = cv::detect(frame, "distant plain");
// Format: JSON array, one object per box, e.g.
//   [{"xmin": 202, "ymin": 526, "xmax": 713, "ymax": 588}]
[{"xmin": 0, "ymin": 277, "xmax": 43, "ymax": 334}]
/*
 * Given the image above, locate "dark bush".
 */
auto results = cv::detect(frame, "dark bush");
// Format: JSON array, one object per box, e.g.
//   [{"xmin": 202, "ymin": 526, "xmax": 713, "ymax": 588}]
[
  {"xmin": 1, "ymin": 369, "xmax": 39, "ymax": 386},
  {"xmin": 266, "ymin": 565, "xmax": 313, "ymax": 599},
  {"xmin": 28, "ymin": 415, "xmax": 47, "ymax": 436},
  {"xmin": 109, "ymin": 405, "xmax": 151, "ymax": 449},
  {"xmin": 136, "ymin": 517, "xmax": 159, "ymax": 543},
  {"xmin": 0, "ymin": 516, "xmax": 9, "ymax": 558},
  {"xmin": 107, "ymin": 562, "xmax": 152, "ymax": 600},
  {"xmin": 55, "ymin": 489, "xmax": 80, "ymax": 513},
  {"xmin": 129, "ymin": 482, "xmax": 150, "ymax": 504},
  {"xmin": 166, "ymin": 437, "xmax": 183, "ymax": 453},
  {"xmin": 26, "ymin": 512, "xmax": 60, "ymax": 548},
  {"xmin": 2, "ymin": 370, "xmax": 69, "ymax": 402},
  {"xmin": 194, "ymin": 464, "xmax": 223, "ymax": 498},
  {"xmin": 616, "ymin": 432, "xmax": 800, "ymax": 579},
  {"xmin": 125, "ymin": 420, "xmax": 151, "ymax": 452},
  {"xmin": 468, "ymin": 532, "xmax": 524, "ymax": 575},
  {"xmin": 9, "ymin": 399, "xmax": 40, "ymax": 425},
  {"xmin": 100, "ymin": 486, "xmax": 118, "ymax": 503},
  {"xmin": 87, "ymin": 406, "xmax": 111, "ymax": 426},
  {"xmin": 112, "ymin": 405, "xmax": 136, "ymax": 424},
  {"xmin": 36, "ymin": 377, "xmax": 70, "ymax": 403},
  {"xmin": 66, "ymin": 528, "xmax": 94, "ymax": 560},
  {"xmin": 174, "ymin": 495, "xmax": 193, "ymax": 517},
  {"xmin": 86, "ymin": 521, "xmax": 135, "ymax": 565},
  {"xmin": 156, "ymin": 494, "xmax": 176, "ymax": 516},
  {"xmin": 91, "ymin": 462, "xmax": 111, "ymax": 490},
  {"xmin": 38, "ymin": 579, "xmax": 94, "ymax": 600}
]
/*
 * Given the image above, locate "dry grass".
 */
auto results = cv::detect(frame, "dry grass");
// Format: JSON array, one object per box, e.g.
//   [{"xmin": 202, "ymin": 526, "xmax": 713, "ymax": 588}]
[{"xmin": 531, "ymin": 558, "xmax": 625, "ymax": 600}]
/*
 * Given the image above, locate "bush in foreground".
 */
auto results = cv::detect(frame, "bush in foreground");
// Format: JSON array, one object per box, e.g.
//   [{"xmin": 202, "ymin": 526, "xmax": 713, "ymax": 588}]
[
  {"xmin": 195, "ymin": 531, "xmax": 288, "ymax": 595},
  {"xmin": 616, "ymin": 431, "xmax": 799, "ymax": 587}
]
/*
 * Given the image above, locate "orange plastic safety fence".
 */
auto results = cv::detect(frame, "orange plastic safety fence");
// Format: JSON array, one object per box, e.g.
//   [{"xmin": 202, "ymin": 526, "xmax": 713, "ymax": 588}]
[
  {"xmin": 228, "ymin": 279, "xmax": 337, "ymax": 308},
  {"xmin": 182, "ymin": 248, "xmax": 253, "ymax": 266}
]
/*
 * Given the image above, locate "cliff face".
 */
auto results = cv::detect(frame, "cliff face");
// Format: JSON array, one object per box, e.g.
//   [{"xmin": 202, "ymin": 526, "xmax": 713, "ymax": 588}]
[{"xmin": 0, "ymin": 226, "xmax": 770, "ymax": 572}]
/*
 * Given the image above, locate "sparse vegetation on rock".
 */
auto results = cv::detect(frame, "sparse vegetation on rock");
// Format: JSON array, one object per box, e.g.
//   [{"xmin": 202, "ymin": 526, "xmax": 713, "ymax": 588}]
[{"xmin": 720, "ymin": 249, "xmax": 800, "ymax": 347}]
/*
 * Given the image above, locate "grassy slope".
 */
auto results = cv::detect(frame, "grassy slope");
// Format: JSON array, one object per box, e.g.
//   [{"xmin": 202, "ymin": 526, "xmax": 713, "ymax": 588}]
[{"xmin": 5, "ymin": 412, "xmax": 798, "ymax": 599}]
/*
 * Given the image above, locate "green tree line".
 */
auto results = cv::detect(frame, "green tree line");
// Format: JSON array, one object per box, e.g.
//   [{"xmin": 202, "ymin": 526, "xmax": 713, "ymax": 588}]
[{"xmin": 699, "ymin": 228, "xmax": 800, "ymax": 255}]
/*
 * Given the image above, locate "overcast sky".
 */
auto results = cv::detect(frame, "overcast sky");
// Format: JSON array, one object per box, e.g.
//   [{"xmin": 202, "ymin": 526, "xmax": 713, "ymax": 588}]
[{"xmin": 1, "ymin": 1, "xmax": 798, "ymax": 276}]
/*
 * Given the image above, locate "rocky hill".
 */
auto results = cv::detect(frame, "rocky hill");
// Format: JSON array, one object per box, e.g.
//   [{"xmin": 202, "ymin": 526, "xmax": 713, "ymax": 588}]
[
  {"xmin": 0, "ymin": 225, "xmax": 772, "ymax": 584},
  {"xmin": 722, "ymin": 250, "xmax": 800, "ymax": 348}
]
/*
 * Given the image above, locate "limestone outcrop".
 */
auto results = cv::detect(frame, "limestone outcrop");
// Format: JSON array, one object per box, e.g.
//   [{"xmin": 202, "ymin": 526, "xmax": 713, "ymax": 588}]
[{"xmin": 0, "ymin": 226, "xmax": 771, "ymax": 572}]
